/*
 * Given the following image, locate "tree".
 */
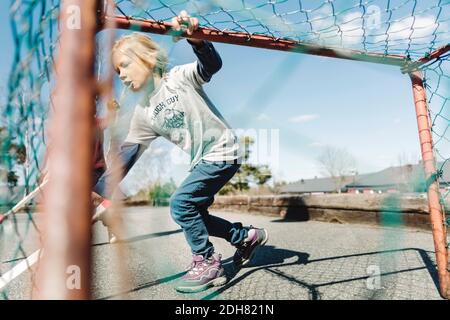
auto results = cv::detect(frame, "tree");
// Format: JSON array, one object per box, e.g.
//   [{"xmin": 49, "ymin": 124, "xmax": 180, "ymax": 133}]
[
  {"xmin": 7, "ymin": 170, "xmax": 19, "ymax": 188},
  {"xmin": 254, "ymin": 164, "xmax": 272, "ymax": 186},
  {"xmin": 8, "ymin": 143, "xmax": 27, "ymax": 165},
  {"xmin": 272, "ymin": 180, "xmax": 288, "ymax": 194},
  {"xmin": 1, "ymin": 126, "xmax": 27, "ymax": 168},
  {"xmin": 1, "ymin": 127, "xmax": 26, "ymax": 186},
  {"xmin": 397, "ymin": 152, "xmax": 423, "ymax": 192},
  {"xmin": 148, "ymin": 178, "xmax": 177, "ymax": 206},
  {"xmin": 317, "ymin": 146, "xmax": 357, "ymax": 193},
  {"xmin": 219, "ymin": 136, "xmax": 273, "ymax": 195}
]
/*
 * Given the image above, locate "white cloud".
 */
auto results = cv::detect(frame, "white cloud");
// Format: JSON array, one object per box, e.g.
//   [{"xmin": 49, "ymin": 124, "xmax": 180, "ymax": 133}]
[
  {"xmin": 288, "ymin": 114, "xmax": 320, "ymax": 123},
  {"xmin": 369, "ymin": 15, "xmax": 447, "ymax": 50},
  {"xmin": 379, "ymin": 15, "xmax": 438, "ymax": 41},
  {"xmin": 308, "ymin": 5, "xmax": 333, "ymax": 32},
  {"xmin": 309, "ymin": 141, "xmax": 325, "ymax": 148},
  {"xmin": 336, "ymin": 12, "xmax": 438, "ymax": 47},
  {"xmin": 377, "ymin": 154, "xmax": 392, "ymax": 160},
  {"xmin": 311, "ymin": 10, "xmax": 446, "ymax": 51},
  {"xmin": 339, "ymin": 12, "xmax": 365, "ymax": 45},
  {"xmin": 256, "ymin": 113, "xmax": 270, "ymax": 121}
]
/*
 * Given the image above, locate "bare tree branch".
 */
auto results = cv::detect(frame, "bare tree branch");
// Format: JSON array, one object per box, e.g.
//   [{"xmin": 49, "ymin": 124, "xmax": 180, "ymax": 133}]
[{"xmin": 317, "ymin": 146, "xmax": 357, "ymax": 193}]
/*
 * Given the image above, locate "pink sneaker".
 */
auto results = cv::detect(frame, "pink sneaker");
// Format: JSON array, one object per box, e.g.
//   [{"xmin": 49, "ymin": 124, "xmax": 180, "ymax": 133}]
[
  {"xmin": 175, "ymin": 253, "xmax": 227, "ymax": 293},
  {"xmin": 233, "ymin": 227, "xmax": 269, "ymax": 267}
]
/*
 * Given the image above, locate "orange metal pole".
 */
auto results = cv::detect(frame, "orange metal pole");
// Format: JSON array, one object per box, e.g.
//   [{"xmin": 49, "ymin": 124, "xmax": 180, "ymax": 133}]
[
  {"xmin": 417, "ymin": 44, "xmax": 450, "ymax": 66},
  {"xmin": 103, "ymin": 15, "xmax": 407, "ymax": 67},
  {"xmin": 410, "ymin": 70, "xmax": 450, "ymax": 299},
  {"xmin": 402, "ymin": 44, "xmax": 450, "ymax": 72},
  {"xmin": 35, "ymin": 0, "xmax": 98, "ymax": 299},
  {"xmin": 97, "ymin": 4, "xmax": 450, "ymax": 300}
]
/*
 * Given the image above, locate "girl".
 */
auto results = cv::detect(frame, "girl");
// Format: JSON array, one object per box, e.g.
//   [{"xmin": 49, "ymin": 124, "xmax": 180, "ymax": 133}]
[{"xmin": 93, "ymin": 11, "xmax": 269, "ymax": 293}]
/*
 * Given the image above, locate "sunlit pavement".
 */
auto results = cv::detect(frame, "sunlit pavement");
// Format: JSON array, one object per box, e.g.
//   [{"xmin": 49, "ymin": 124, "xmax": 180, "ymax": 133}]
[{"xmin": 0, "ymin": 206, "xmax": 445, "ymax": 300}]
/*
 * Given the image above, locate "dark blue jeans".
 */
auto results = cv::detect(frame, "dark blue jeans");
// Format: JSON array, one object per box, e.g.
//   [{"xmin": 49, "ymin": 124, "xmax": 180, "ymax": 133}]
[{"xmin": 170, "ymin": 159, "xmax": 248, "ymax": 258}]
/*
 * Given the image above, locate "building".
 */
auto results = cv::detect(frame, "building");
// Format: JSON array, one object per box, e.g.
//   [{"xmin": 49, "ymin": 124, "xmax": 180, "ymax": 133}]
[
  {"xmin": 279, "ymin": 175, "xmax": 356, "ymax": 194},
  {"xmin": 280, "ymin": 162, "xmax": 450, "ymax": 195}
]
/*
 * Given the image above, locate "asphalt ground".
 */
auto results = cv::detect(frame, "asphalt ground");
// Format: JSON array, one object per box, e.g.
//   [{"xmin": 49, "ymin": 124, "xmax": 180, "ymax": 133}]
[{"xmin": 0, "ymin": 206, "xmax": 445, "ymax": 300}]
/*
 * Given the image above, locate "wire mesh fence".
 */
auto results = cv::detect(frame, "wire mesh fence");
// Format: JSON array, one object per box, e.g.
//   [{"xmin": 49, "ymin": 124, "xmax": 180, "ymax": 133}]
[
  {"xmin": 104, "ymin": 2, "xmax": 450, "ymax": 296},
  {"xmin": 0, "ymin": 0, "xmax": 449, "ymax": 299},
  {"xmin": 422, "ymin": 51, "xmax": 450, "ymax": 263},
  {"xmin": 0, "ymin": 0, "xmax": 60, "ymax": 299},
  {"xmin": 114, "ymin": 0, "xmax": 449, "ymax": 59}
]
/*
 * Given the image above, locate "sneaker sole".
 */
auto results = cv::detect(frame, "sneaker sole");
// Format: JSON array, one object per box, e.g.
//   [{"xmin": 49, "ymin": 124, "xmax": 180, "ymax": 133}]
[
  {"xmin": 91, "ymin": 199, "xmax": 111, "ymax": 224},
  {"xmin": 175, "ymin": 275, "xmax": 227, "ymax": 293},
  {"xmin": 241, "ymin": 229, "xmax": 269, "ymax": 267},
  {"xmin": 108, "ymin": 231, "xmax": 118, "ymax": 244}
]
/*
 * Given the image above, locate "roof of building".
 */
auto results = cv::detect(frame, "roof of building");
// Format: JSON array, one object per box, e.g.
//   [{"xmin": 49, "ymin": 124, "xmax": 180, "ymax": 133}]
[
  {"xmin": 346, "ymin": 165, "xmax": 424, "ymax": 188},
  {"xmin": 281, "ymin": 161, "xmax": 450, "ymax": 193},
  {"xmin": 280, "ymin": 175, "xmax": 356, "ymax": 193}
]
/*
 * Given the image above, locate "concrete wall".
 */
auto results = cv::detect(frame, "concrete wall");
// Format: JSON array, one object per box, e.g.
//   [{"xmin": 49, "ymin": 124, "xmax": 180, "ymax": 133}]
[{"xmin": 210, "ymin": 193, "xmax": 437, "ymax": 230}]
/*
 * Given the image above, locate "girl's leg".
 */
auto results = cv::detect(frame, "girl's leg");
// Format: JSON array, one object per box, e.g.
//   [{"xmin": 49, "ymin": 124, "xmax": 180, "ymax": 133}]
[
  {"xmin": 169, "ymin": 159, "xmax": 248, "ymax": 258},
  {"xmin": 172, "ymin": 159, "xmax": 268, "ymax": 293},
  {"xmin": 200, "ymin": 199, "xmax": 248, "ymax": 246},
  {"xmin": 201, "ymin": 201, "xmax": 269, "ymax": 267}
]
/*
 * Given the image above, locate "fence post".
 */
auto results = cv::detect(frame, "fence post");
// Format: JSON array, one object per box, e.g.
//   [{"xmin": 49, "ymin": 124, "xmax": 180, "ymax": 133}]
[
  {"xmin": 35, "ymin": 0, "xmax": 98, "ymax": 299},
  {"xmin": 410, "ymin": 70, "xmax": 450, "ymax": 299}
]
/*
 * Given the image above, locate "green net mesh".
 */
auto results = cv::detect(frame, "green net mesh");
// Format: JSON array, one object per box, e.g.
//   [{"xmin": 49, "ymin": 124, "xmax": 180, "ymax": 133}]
[
  {"xmin": 1, "ymin": 0, "xmax": 449, "ymax": 299},
  {"xmin": 114, "ymin": 0, "xmax": 450, "ymax": 251},
  {"xmin": 114, "ymin": 0, "xmax": 449, "ymax": 59},
  {"xmin": 1, "ymin": 0, "xmax": 60, "ymax": 299},
  {"xmin": 423, "ymin": 53, "xmax": 450, "ymax": 231}
]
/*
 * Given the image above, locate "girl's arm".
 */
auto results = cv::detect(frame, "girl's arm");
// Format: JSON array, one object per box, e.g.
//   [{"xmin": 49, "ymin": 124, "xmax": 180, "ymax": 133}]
[
  {"xmin": 171, "ymin": 10, "xmax": 222, "ymax": 82},
  {"xmin": 93, "ymin": 142, "xmax": 145, "ymax": 199},
  {"xmin": 186, "ymin": 39, "xmax": 222, "ymax": 82}
]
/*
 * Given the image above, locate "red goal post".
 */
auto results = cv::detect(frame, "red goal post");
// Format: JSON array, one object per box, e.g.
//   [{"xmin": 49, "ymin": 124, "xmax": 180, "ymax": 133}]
[
  {"xmin": 3, "ymin": 0, "xmax": 449, "ymax": 299},
  {"xmin": 98, "ymin": 0, "xmax": 450, "ymax": 298}
]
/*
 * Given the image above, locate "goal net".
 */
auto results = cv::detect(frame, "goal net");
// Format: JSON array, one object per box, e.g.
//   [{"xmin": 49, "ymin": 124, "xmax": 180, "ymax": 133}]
[{"xmin": 1, "ymin": 0, "xmax": 449, "ymax": 299}]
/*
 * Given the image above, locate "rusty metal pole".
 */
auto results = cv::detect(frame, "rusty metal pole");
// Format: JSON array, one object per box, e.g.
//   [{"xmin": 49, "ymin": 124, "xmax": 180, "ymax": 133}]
[
  {"xmin": 410, "ymin": 70, "xmax": 450, "ymax": 299},
  {"xmin": 35, "ymin": 0, "xmax": 98, "ymax": 299},
  {"xmin": 104, "ymin": 15, "xmax": 407, "ymax": 67}
]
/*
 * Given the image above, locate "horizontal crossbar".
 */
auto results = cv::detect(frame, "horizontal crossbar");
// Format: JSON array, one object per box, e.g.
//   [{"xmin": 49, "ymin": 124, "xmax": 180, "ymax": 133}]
[{"xmin": 101, "ymin": 15, "xmax": 409, "ymax": 67}]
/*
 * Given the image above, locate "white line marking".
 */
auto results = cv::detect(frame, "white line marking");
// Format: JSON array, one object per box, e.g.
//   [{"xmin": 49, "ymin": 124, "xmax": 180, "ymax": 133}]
[
  {"xmin": 0, "ymin": 249, "xmax": 42, "ymax": 290},
  {"xmin": 2, "ymin": 180, "xmax": 48, "ymax": 220},
  {"xmin": 0, "ymin": 198, "xmax": 110, "ymax": 290}
]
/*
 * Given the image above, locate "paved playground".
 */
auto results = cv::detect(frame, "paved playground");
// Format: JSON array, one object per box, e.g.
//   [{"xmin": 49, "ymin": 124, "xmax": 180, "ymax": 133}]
[{"xmin": 0, "ymin": 206, "xmax": 445, "ymax": 300}]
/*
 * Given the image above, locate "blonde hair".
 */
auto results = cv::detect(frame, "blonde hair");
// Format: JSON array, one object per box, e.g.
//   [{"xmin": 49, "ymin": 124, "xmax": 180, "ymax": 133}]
[{"xmin": 112, "ymin": 32, "xmax": 168, "ymax": 77}]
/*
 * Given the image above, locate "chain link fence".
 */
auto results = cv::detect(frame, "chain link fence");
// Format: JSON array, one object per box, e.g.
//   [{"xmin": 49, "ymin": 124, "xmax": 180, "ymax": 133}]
[{"xmin": 1, "ymin": 0, "xmax": 449, "ymax": 299}]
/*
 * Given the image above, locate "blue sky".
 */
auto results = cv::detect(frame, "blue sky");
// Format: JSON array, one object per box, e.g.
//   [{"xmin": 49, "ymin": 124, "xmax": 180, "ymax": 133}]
[{"xmin": 1, "ymin": 1, "xmax": 442, "ymax": 192}]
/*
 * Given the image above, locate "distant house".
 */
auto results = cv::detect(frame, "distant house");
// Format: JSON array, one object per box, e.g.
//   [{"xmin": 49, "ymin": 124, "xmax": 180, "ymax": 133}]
[
  {"xmin": 346, "ymin": 164, "xmax": 426, "ymax": 194},
  {"xmin": 280, "ymin": 162, "xmax": 450, "ymax": 195},
  {"xmin": 279, "ymin": 175, "xmax": 356, "ymax": 194}
]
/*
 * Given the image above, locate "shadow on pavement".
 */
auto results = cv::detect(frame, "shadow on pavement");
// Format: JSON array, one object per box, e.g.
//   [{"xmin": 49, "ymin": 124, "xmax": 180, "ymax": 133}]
[
  {"xmin": 92, "ymin": 229, "xmax": 183, "ymax": 247},
  {"xmin": 270, "ymin": 197, "xmax": 310, "ymax": 222},
  {"xmin": 202, "ymin": 245, "xmax": 311, "ymax": 300},
  {"xmin": 98, "ymin": 271, "xmax": 187, "ymax": 300},
  {"xmin": 93, "ymin": 230, "xmax": 440, "ymax": 300},
  {"xmin": 201, "ymin": 246, "xmax": 441, "ymax": 300}
]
